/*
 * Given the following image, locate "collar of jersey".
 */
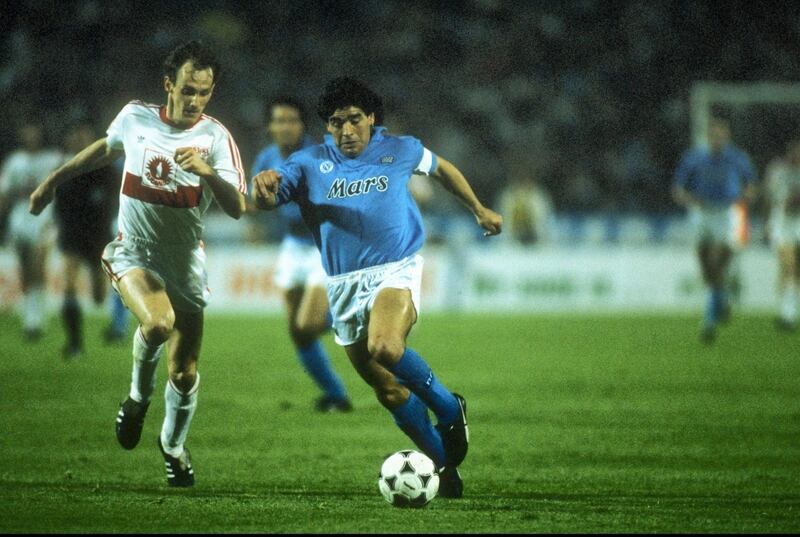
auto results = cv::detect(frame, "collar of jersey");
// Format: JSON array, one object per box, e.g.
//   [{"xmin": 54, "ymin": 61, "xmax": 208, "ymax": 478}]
[
  {"xmin": 324, "ymin": 126, "xmax": 387, "ymax": 162},
  {"xmin": 159, "ymin": 106, "xmax": 204, "ymax": 130}
]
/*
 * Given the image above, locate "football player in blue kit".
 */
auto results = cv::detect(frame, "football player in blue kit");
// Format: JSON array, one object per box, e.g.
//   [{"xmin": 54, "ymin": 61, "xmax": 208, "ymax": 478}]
[
  {"xmin": 673, "ymin": 116, "xmax": 756, "ymax": 343},
  {"xmin": 251, "ymin": 96, "xmax": 352, "ymax": 412},
  {"xmin": 252, "ymin": 77, "xmax": 503, "ymax": 498}
]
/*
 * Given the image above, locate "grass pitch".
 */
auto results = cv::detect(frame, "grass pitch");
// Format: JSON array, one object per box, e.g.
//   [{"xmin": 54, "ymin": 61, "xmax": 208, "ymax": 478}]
[{"xmin": 0, "ymin": 312, "xmax": 799, "ymax": 533}]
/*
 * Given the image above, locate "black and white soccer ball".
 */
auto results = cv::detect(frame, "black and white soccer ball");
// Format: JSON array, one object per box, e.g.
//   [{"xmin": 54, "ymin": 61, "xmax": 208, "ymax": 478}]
[{"xmin": 378, "ymin": 450, "xmax": 439, "ymax": 508}]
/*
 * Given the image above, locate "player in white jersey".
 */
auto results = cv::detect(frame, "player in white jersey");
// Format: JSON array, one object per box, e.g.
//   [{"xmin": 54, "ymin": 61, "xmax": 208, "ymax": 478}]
[
  {"xmin": 0, "ymin": 124, "xmax": 63, "ymax": 339},
  {"xmin": 766, "ymin": 139, "xmax": 800, "ymax": 330},
  {"xmin": 29, "ymin": 41, "xmax": 247, "ymax": 487}
]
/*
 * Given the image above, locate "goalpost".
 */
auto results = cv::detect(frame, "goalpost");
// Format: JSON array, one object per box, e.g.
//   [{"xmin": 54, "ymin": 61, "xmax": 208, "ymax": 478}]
[{"xmin": 690, "ymin": 82, "xmax": 800, "ymax": 148}]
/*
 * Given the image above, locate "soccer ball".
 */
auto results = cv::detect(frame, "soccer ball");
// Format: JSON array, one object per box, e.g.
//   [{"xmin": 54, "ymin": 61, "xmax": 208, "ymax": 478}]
[{"xmin": 378, "ymin": 450, "xmax": 439, "ymax": 508}]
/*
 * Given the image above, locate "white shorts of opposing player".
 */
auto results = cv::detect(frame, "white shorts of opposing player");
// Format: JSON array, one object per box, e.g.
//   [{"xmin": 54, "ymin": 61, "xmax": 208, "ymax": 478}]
[
  {"xmin": 8, "ymin": 202, "xmax": 56, "ymax": 247},
  {"xmin": 689, "ymin": 205, "xmax": 737, "ymax": 248},
  {"xmin": 101, "ymin": 234, "xmax": 210, "ymax": 313},
  {"xmin": 769, "ymin": 213, "xmax": 800, "ymax": 323},
  {"xmin": 273, "ymin": 238, "xmax": 328, "ymax": 290},
  {"xmin": 8, "ymin": 202, "xmax": 56, "ymax": 332},
  {"xmin": 769, "ymin": 214, "xmax": 800, "ymax": 250},
  {"xmin": 326, "ymin": 254, "xmax": 423, "ymax": 346}
]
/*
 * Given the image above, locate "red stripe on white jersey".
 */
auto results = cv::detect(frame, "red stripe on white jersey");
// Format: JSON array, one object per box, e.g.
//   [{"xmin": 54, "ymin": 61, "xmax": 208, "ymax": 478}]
[
  {"xmin": 100, "ymin": 257, "xmax": 120, "ymax": 282},
  {"xmin": 204, "ymin": 115, "xmax": 247, "ymax": 194}
]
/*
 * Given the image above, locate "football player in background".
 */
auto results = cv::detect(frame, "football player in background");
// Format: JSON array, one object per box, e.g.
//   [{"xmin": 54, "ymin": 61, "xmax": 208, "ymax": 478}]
[
  {"xmin": 251, "ymin": 96, "xmax": 352, "ymax": 412},
  {"xmin": 673, "ymin": 116, "xmax": 757, "ymax": 343},
  {"xmin": 0, "ymin": 123, "xmax": 63, "ymax": 340},
  {"xmin": 29, "ymin": 41, "xmax": 247, "ymax": 487},
  {"xmin": 54, "ymin": 122, "xmax": 129, "ymax": 359},
  {"xmin": 765, "ymin": 138, "xmax": 800, "ymax": 331},
  {"xmin": 253, "ymin": 77, "xmax": 503, "ymax": 498}
]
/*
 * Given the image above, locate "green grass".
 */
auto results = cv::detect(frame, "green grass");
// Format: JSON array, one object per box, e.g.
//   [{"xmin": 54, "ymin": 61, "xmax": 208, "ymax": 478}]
[{"xmin": 1, "ymin": 311, "xmax": 799, "ymax": 533}]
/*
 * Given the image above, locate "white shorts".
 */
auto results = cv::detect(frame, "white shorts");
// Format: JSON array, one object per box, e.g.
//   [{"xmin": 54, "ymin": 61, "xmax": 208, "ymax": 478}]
[
  {"xmin": 101, "ymin": 235, "xmax": 210, "ymax": 313},
  {"xmin": 770, "ymin": 214, "xmax": 800, "ymax": 248},
  {"xmin": 690, "ymin": 205, "xmax": 736, "ymax": 246},
  {"xmin": 8, "ymin": 202, "xmax": 55, "ymax": 247},
  {"xmin": 273, "ymin": 238, "xmax": 328, "ymax": 290},
  {"xmin": 326, "ymin": 254, "xmax": 423, "ymax": 347}
]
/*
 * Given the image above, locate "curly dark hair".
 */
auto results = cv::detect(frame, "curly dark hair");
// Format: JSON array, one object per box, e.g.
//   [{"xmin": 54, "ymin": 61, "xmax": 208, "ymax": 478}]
[
  {"xmin": 268, "ymin": 95, "xmax": 306, "ymax": 124},
  {"xmin": 163, "ymin": 40, "xmax": 220, "ymax": 83},
  {"xmin": 316, "ymin": 77, "xmax": 384, "ymax": 123}
]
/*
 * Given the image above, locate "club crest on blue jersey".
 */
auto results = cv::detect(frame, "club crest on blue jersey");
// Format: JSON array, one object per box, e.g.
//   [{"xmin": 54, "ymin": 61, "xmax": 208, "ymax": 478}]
[
  {"xmin": 381, "ymin": 155, "xmax": 394, "ymax": 164},
  {"xmin": 327, "ymin": 176, "xmax": 389, "ymax": 199},
  {"xmin": 319, "ymin": 160, "xmax": 334, "ymax": 173}
]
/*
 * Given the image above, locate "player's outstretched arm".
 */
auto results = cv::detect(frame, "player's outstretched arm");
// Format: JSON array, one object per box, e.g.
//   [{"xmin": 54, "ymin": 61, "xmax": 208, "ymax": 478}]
[
  {"xmin": 429, "ymin": 157, "xmax": 502, "ymax": 237},
  {"xmin": 29, "ymin": 137, "xmax": 122, "ymax": 215},
  {"xmin": 175, "ymin": 147, "xmax": 246, "ymax": 219},
  {"xmin": 251, "ymin": 170, "xmax": 282, "ymax": 211}
]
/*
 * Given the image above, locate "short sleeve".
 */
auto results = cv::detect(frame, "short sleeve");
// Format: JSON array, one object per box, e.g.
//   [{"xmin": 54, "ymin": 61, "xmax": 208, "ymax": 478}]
[
  {"xmin": 106, "ymin": 104, "xmax": 132, "ymax": 150},
  {"xmin": 210, "ymin": 129, "xmax": 247, "ymax": 194},
  {"xmin": 413, "ymin": 143, "xmax": 438, "ymax": 176},
  {"xmin": 276, "ymin": 153, "xmax": 305, "ymax": 205}
]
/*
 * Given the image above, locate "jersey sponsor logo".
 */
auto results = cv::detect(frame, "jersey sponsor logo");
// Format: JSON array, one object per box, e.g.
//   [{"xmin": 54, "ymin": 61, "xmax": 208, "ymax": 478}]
[
  {"xmin": 145, "ymin": 154, "xmax": 174, "ymax": 188},
  {"xmin": 319, "ymin": 160, "xmax": 334, "ymax": 174},
  {"xmin": 326, "ymin": 176, "xmax": 389, "ymax": 199}
]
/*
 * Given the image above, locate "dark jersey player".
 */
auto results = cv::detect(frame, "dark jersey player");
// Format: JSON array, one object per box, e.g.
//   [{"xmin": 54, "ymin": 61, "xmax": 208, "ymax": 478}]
[{"xmin": 54, "ymin": 123, "xmax": 128, "ymax": 358}]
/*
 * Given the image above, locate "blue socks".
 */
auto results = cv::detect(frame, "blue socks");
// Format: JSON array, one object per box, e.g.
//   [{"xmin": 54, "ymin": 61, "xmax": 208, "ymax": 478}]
[
  {"xmin": 390, "ymin": 392, "xmax": 446, "ymax": 468},
  {"xmin": 388, "ymin": 348, "xmax": 460, "ymax": 427},
  {"xmin": 110, "ymin": 293, "xmax": 129, "ymax": 337},
  {"xmin": 704, "ymin": 287, "xmax": 726, "ymax": 327},
  {"xmin": 297, "ymin": 340, "xmax": 348, "ymax": 401}
]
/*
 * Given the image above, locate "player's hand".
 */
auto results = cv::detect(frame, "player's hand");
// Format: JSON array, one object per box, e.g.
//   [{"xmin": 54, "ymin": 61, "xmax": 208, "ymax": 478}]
[
  {"xmin": 28, "ymin": 180, "xmax": 55, "ymax": 215},
  {"xmin": 475, "ymin": 206, "xmax": 503, "ymax": 237},
  {"xmin": 252, "ymin": 170, "xmax": 282, "ymax": 207},
  {"xmin": 175, "ymin": 147, "xmax": 214, "ymax": 178}
]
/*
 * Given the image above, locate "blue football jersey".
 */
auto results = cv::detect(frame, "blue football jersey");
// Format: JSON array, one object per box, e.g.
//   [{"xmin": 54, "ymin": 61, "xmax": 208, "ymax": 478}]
[
  {"xmin": 674, "ymin": 143, "xmax": 755, "ymax": 206},
  {"xmin": 275, "ymin": 127, "xmax": 437, "ymax": 276},
  {"xmin": 251, "ymin": 135, "xmax": 316, "ymax": 244}
]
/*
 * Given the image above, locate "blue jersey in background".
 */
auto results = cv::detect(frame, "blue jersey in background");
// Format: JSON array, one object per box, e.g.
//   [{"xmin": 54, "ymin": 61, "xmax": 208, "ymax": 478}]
[
  {"xmin": 674, "ymin": 144, "xmax": 755, "ymax": 206},
  {"xmin": 251, "ymin": 135, "xmax": 316, "ymax": 245},
  {"xmin": 276, "ymin": 127, "xmax": 438, "ymax": 276}
]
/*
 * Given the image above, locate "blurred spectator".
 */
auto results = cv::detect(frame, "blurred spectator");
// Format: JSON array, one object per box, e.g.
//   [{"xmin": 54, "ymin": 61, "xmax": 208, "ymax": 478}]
[
  {"xmin": 3, "ymin": 0, "xmax": 800, "ymax": 224},
  {"xmin": 498, "ymin": 165, "xmax": 554, "ymax": 245}
]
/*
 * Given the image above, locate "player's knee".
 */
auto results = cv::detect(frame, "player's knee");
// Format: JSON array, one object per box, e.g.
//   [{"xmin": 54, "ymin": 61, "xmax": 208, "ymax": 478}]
[
  {"xmin": 368, "ymin": 335, "xmax": 405, "ymax": 366},
  {"xmin": 142, "ymin": 310, "xmax": 175, "ymax": 345},
  {"xmin": 294, "ymin": 316, "xmax": 326, "ymax": 342},
  {"xmin": 169, "ymin": 369, "xmax": 197, "ymax": 393}
]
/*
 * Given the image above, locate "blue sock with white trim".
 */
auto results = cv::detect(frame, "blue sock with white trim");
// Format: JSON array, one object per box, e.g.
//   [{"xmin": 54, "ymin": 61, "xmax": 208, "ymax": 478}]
[
  {"xmin": 388, "ymin": 348, "xmax": 460, "ymax": 427},
  {"xmin": 389, "ymin": 392, "xmax": 446, "ymax": 468},
  {"xmin": 297, "ymin": 340, "xmax": 348, "ymax": 401}
]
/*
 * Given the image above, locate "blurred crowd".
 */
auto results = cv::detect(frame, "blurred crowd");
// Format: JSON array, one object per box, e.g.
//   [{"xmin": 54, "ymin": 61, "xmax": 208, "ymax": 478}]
[{"xmin": 3, "ymin": 0, "xmax": 800, "ymax": 229}]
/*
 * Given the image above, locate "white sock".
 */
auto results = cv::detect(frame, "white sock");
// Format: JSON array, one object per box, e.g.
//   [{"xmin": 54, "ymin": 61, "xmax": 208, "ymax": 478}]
[
  {"xmin": 781, "ymin": 285, "xmax": 798, "ymax": 322},
  {"xmin": 160, "ymin": 374, "xmax": 200, "ymax": 458},
  {"xmin": 23, "ymin": 288, "xmax": 44, "ymax": 330},
  {"xmin": 129, "ymin": 326, "xmax": 164, "ymax": 403}
]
